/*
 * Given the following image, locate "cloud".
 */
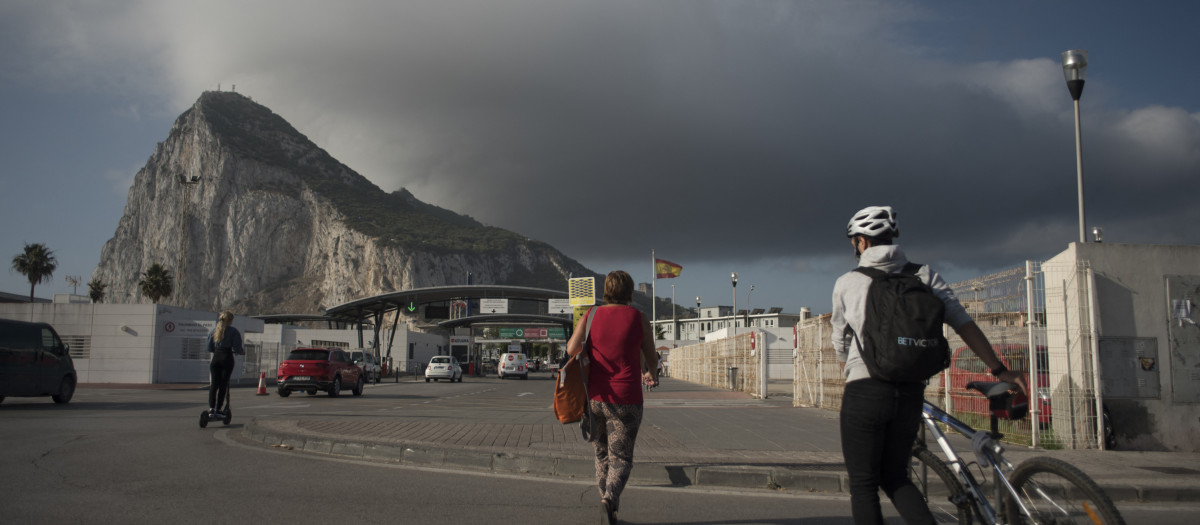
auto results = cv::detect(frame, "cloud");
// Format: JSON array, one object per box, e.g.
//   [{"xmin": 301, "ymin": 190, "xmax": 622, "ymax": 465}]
[{"xmin": 8, "ymin": 0, "xmax": 1199, "ymax": 287}]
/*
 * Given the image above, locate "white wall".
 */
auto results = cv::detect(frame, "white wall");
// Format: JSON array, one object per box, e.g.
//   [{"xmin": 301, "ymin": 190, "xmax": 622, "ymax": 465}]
[{"xmin": 1055, "ymin": 242, "xmax": 1200, "ymax": 452}]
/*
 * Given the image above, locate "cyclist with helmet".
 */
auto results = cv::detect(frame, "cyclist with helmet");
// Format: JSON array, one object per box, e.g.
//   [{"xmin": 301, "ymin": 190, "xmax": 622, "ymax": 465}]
[{"xmin": 832, "ymin": 205, "xmax": 1027, "ymax": 524}]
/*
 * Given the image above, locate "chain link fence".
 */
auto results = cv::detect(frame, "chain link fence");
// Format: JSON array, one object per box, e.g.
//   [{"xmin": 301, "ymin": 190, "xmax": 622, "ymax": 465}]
[
  {"xmin": 792, "ymin": 260, "xmax": 1104, "ymax": 450},
  {"xmin": 667, "ymin": 333, "xmax": 761, "ymax": 397}
]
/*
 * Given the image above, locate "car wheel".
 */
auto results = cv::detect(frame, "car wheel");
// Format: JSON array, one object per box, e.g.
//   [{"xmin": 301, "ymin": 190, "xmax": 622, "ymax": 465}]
[
  {"xmin": 353, "ymin": 376, "xmax": 364, "ymax": 396},
  {"xmin": 0, "ymin": 396, "xmax": 5, "ymax": 404},
  {"xmin": 52, "ymin": 376, "xmax": 76, "ymax": 404},
  {"xmin": 329, "ymin": 376, "xmax": 341, "ymax": 397},
  {"xmin": 277, "ymin": 388, "xmax": 291, "ymax": 397}
]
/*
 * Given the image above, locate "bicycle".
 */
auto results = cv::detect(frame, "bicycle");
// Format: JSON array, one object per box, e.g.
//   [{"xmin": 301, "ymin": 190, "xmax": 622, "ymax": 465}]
[{"xmin": 910, "ymin": 380, "xmax": 1125, "ymax": 524}]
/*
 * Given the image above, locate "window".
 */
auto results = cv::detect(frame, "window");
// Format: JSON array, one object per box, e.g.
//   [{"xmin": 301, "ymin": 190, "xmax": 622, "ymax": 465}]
[
  {"xmin": 408, "ymin": 343, "xmax": 415, "ymax": 360},
  {"xmin": 312, "ymin": 339, "xmax": 348, "ymax": 349},
  {"xmin": 60, "ymin": 335, "xmax": 91, "ymax": 359}
]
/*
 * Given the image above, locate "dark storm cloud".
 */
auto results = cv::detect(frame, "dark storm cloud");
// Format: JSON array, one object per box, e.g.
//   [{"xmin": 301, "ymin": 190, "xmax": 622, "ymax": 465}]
[{"xmin": 20, "ymin": 0, "xmax": 1200, "ymax": 278}]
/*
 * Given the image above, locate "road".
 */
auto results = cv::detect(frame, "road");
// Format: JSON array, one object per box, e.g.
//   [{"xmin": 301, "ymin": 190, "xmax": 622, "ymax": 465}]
[{"xmin": 1, "ymin": 373, "xmax": 1195, "ymax": 524}]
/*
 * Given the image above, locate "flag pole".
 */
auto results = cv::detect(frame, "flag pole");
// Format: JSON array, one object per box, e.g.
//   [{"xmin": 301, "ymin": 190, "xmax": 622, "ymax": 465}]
[{"xmin": 651, "ymin": 249, "xmax": 656, "ymax": 327}]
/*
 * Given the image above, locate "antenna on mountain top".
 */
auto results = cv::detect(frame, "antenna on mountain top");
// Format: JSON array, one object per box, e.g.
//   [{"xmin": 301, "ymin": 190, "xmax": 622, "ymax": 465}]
[
  {"xmin": 232, "ymin": 84, "xmax": 236, "ymax": 92},
  {"xmin": 217, "ymin": 83, "xmax": 221, "ymax": 92}
]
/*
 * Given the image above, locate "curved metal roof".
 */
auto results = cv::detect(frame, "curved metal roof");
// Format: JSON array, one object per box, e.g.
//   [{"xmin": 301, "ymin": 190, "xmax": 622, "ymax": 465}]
[
  {"xmin": 322, "ymin": 284, "xmax": 569, "ymax": 324},
  {"xmin": 435, "ymin": 313, "xmax": 574, "ymax": 330}
]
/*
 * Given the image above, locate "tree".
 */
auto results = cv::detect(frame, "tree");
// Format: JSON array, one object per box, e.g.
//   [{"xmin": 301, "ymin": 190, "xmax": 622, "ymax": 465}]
[
  {"xmin": 11, "ymin": 243, "xmax": 57, "ymax": 302},
  {"xmin": 138, "ymin": 263, "xmax": 174, "ymax": 303},
  {"xmin": 88, "ymin": 278, "xmax": 108, "ymax": 303}
]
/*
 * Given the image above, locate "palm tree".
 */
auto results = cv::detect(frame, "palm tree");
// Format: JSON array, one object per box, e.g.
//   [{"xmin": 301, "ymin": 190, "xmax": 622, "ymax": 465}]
[
  {"xmin": 11, "ymin": 243, "xmax": 58, "ymax": 302},
  {"xmin": 138, "ymin": 263, "xmax": 174, "ymax": 303},
  {"xmin": 88, "ymin": 278, "xmax": 108, "ymax": 303}
]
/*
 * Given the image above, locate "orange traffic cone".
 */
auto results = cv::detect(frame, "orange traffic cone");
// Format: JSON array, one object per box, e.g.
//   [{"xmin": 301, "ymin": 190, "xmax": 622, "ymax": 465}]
[{"xmin": 256, "ymin": 371, "xmax": 268, "ymax": 395}]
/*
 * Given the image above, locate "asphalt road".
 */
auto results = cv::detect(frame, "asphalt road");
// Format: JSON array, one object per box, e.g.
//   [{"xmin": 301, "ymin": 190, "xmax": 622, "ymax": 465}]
[{"xmin": 1, "ymin": 374, "xmax": 1195, "ymax": 524}]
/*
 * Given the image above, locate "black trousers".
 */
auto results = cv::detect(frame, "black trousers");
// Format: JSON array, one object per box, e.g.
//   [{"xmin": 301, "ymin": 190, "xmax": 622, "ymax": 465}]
[
  {"xmin": 840, "ymin": 378, "xmax": 934, "ymax": 525},
  {"xmin": 208, "ymin": 352, "xmax": 235, "ymax": 411}
]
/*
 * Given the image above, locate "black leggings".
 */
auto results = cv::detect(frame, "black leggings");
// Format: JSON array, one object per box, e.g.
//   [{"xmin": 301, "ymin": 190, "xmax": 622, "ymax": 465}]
[{"xmin": 209, "ymin": 352, "xmax": 235, "ymax": 411}]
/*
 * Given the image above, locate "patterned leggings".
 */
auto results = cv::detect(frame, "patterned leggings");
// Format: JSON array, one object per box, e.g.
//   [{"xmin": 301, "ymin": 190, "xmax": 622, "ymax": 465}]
[{"xmin": 589, "ymin": 400, "xmax": 644, "ymax": 510}]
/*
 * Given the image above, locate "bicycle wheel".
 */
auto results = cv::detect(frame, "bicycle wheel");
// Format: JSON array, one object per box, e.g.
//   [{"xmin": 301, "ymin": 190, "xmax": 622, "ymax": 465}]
[
  {"xmin": 1004, "ymin": 456, "xmax": 1125, "ymax": 524},
  {"xmin": 911, "ymin": 446, "xmax": 975, "ymax": 524}
]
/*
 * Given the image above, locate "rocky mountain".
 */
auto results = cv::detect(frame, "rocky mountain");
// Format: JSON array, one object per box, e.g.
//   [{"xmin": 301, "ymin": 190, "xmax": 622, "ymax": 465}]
[{"xmin": 93, "ymin": 91, "xmax": 598, "ymax": 314}]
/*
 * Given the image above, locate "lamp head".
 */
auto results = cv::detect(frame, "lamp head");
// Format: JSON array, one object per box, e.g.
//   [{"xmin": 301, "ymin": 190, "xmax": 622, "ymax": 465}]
[{"xmin": 1061, "ymin": 50, "xmax": 1088, "ymax": 80}]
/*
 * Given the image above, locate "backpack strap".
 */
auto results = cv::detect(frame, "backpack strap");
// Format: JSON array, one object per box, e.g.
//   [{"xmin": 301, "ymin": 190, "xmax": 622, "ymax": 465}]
[{"xmin": 853, "ymin": 262, "xmax": 922, "ymax": 279}]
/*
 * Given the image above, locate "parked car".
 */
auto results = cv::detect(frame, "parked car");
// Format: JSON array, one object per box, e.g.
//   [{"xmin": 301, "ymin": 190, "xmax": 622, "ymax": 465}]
[
  {"xmin": 425, "ymin": 355, "xmax": 463, "ymax": 382},
  {"xmin": 351, "ymin": 350, "xmax": 381, "ymax": 384},
  {"xmin": 944, "ymin": 344, "xmax": 1051, "ymax": 424},
  {"xmin": 0, "ymin": 319, "xmax": 77, "ymax": 404},
  {"xmin": 277, "ymin": 347, "xmax": 364, "ymax": 397},
  {"xmin": 497, "ymin": 352, "xmax": 528, "ymax": 380}
]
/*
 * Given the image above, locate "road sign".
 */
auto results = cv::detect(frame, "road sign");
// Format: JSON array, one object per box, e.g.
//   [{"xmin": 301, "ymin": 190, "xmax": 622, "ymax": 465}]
[
  {"xmin": 568, "ymin": 277, "xmax": 595, "ymax": 307},
  {"xmin": 479, "ymin": 298, "xmax": 509, "ymax": 314},
  {"xmin": 548, "ymin": 298, "xmax": 571, "ymax": 314}
]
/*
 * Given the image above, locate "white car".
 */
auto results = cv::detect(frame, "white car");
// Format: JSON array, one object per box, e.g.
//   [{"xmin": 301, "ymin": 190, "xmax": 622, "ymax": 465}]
[
  {"xmin": 425, "ymin": 356, "xmax": 463, "ymax": 382},
  {"xmin": 497, "ymin": 352, "xmax": 528, "ymax": 380}
]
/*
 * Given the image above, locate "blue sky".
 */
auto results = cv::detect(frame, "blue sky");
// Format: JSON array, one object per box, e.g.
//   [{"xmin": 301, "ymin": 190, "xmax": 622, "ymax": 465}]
[{"xmin": 2, "ymin": 1, "xmax": 1198, "ymax": 316}]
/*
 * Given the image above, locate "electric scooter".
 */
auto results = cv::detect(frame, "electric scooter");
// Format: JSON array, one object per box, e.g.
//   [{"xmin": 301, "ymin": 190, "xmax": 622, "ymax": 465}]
[{"xmin": 199, "ymin": 384, "xmax": 232, "ymax": 428}]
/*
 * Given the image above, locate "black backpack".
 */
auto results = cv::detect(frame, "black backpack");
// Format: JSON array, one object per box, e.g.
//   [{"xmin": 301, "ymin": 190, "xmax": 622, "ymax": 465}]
[{"xmin": 847, "ymin": 263, "xmax": 950, "ymax": 383}]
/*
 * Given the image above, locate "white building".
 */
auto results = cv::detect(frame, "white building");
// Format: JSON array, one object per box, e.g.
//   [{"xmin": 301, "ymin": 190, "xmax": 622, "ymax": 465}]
[{"xmin": 0, "ymin": 299, "xmax": 443, "ymax": 385}]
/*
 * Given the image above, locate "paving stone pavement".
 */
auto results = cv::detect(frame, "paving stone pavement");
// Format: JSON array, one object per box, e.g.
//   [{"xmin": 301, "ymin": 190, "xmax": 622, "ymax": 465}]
[{"xmin": 240, "ymin": 378, "xmax": 1200, "ymax": 504}]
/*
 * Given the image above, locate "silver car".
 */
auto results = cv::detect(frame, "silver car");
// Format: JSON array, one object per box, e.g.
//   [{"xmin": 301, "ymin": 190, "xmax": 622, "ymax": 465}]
[
  {"xmin": 425, "ymin": 356, "xmax": 463, "ymax": 382},
  {"xmin": 351, "ymin": 350, "xmax": 382, "ymax": 384}
]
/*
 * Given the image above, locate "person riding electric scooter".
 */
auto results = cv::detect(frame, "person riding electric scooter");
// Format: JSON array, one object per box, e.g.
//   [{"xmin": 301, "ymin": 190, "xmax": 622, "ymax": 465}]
[{"xmin": 201, "ymin": 310, "xmax": 243, "ymax": 428}]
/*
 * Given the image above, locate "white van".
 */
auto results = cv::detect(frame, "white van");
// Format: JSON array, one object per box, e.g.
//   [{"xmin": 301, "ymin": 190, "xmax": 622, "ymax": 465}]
[{"xmin": 497, "ymin": 352, "xmax": 528, "ymax": 380}]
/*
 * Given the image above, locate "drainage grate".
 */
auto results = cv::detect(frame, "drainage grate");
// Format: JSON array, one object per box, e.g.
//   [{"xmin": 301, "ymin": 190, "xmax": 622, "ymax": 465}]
[{"xmin": 1136, "ymin": 466, "xmax": 1200, "ymax": 475}]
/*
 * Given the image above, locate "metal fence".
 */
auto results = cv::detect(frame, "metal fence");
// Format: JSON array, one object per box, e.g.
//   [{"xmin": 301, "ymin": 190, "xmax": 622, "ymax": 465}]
[
  {"xmin": 792, "ymin": 260, "xmax": 1105, "ymax": 450},
  {"xmin": 667, "ymin": 332, "xmax": 761, "ymax": 397}
]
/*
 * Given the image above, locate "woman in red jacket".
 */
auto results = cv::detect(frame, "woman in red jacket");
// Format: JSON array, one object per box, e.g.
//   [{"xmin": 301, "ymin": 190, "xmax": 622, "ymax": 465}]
[{"xmin": 567, "ymin": 270, "xmax": 658, "ymax": 524}]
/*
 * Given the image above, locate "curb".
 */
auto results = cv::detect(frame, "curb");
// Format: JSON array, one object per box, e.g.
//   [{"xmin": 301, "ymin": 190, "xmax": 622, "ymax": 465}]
[{"xmin": 239, "ymin": 418, "xmax": 1197, "ymax": 503}]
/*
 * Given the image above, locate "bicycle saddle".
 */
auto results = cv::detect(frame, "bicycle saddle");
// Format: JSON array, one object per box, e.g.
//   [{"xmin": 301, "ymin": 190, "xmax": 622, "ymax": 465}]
[{"xmin": 966, "ymin": 380, "xmax": 1014, "ymax": 399}]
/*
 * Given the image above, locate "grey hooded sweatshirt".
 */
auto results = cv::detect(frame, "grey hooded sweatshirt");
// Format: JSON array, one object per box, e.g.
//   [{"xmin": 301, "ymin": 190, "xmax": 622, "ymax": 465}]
[{"xmin": 831, "ymin": 245, "xmax": 973, "ymax": 384}]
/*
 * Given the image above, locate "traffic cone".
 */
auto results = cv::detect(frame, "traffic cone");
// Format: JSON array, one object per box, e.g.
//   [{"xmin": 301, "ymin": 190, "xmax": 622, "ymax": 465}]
[{"xmin": 256, "ymin": 372, "xmax": 268, "ymax": 395}]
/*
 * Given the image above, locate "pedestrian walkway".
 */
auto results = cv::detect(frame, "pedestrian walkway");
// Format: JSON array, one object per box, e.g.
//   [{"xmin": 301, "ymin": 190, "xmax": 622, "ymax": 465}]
[{"xmin": 240, "ymin": 377, "xmax": 1200, "ymax": 503}]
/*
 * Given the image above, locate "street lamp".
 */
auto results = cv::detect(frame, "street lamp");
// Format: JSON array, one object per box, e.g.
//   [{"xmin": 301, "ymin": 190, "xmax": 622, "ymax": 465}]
[
  {"xmin": 745, "ymin": 285, "xmax": 755, "ymax": 327},
  {"xmin": 1062, "ymin": 49, "xmax": 1089, "ymax": 243},
  {"xmin": 731, "ymin": 272, "xmax": 738, "ymax": 328},
  {"xmin": 696, "ymin": 296, "xmax": 702, "ymax": 339}
]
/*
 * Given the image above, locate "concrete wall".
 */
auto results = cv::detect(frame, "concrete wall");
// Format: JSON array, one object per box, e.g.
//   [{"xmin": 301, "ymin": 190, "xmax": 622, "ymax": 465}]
[
  {"xmin": 1055, "ymin": 243, "xmax": 1200, "ymax": 452},
  {"xmin": 0, "ymin": 302, "xmax": 444, "ymax": 385}
]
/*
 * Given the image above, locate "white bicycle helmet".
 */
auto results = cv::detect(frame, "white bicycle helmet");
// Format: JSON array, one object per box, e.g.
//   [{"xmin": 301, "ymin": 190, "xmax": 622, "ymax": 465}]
[{"xmin": 846, "ymin": 205, "xmax": 898, "ymax": 238}]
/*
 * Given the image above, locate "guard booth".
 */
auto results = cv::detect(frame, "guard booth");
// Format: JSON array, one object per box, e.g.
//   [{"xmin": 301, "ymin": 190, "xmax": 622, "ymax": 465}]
[{"xmin": 450, "ymin": 335, "xmax": 472, "ymax": 374}]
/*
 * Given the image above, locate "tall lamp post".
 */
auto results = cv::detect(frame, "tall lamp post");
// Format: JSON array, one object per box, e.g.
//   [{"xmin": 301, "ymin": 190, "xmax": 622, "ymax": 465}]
[
  {"xmin": 696, "ymin": 296, "xmax": 702, "ymax": 340},
  {"xmin": 745, "ymin": 285, "xmax": 755, "ymax": 328},
  {"xmin": 1062, "ymin": 49, "xmax": 1089, "ymax": 243},
  {"xmin": 731, "ymin": 272, "xmax": 738, "ymax": 329}
]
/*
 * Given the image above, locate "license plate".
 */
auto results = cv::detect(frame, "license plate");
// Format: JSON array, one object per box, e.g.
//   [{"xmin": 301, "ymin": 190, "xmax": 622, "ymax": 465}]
[{"xmin": 292, "ymin": 376, "xmax": 311, "ymax": 381}]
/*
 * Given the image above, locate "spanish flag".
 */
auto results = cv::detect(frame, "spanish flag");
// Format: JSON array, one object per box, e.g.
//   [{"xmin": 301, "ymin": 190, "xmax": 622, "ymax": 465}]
[{"xmin": 655, "ymin": 258, "xmax": 683, "ymax": 279}]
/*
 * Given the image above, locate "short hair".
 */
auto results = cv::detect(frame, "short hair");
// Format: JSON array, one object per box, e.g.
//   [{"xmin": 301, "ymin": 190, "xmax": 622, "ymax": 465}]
[
  {"xmin": 603, "ymin": 270, "xmax": 634, "ymax": 305},
  {"xmin": 856, "ymin": 233, "xmax": 894, "ymax": 246}
]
